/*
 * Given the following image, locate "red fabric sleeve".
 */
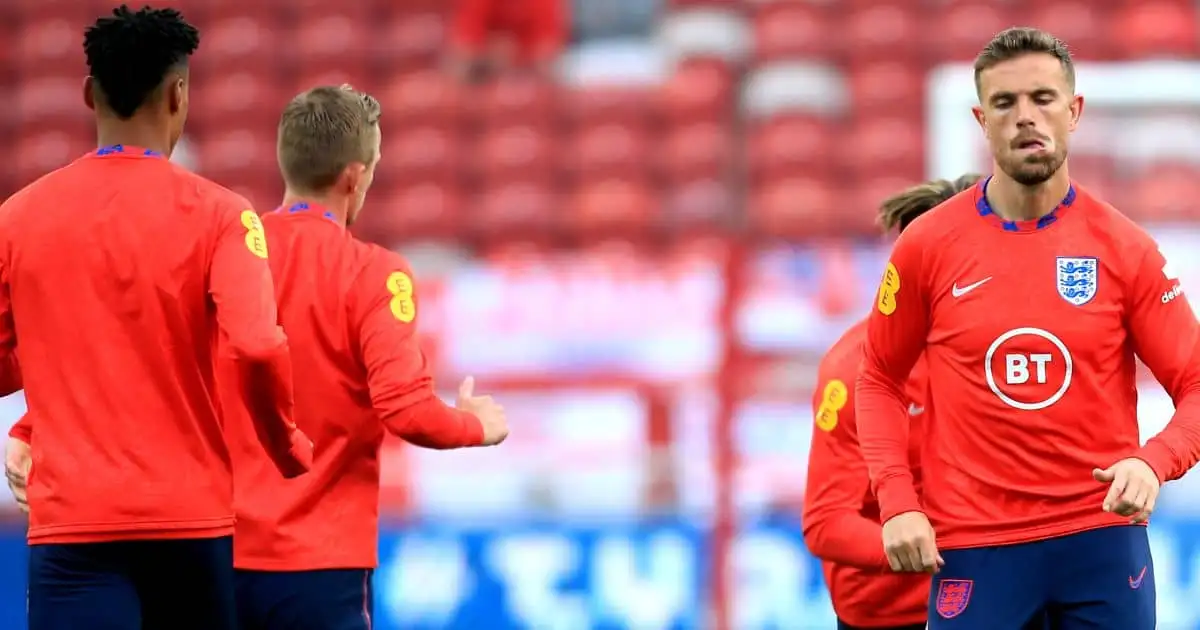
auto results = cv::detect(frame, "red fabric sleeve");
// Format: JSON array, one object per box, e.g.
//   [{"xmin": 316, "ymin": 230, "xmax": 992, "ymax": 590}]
[
  {"xmin": 529, "ymin": 0, "xmax": 567, "ymax": 59},
  {"xmin": 9, "ymin": 413, "xmax": 31, "ymax": 443},
  {"xmin": 857, "ymin": 234, "xmax": 929, "ymax": 522},
  {"xmin": 352, "ymin": 254, "xmax": 484, "ymax": 449},
  {"xmin": 1127, "ymin": 244, "xmax": 1200, "ymax": 482},
  {"xmin": 802, "ymin": 377, "xmax": 890, "ymax": 570},
  {"xmin": 0, "ymin": 258, "xmax": 21, "ymax": 396},
  {"xmin": 209, "ymin": 205, "xmax": 310, "ymax": 478},
  {"xmin": 451, "ymin": 0, "xmax": 492, "ymax": 49}
]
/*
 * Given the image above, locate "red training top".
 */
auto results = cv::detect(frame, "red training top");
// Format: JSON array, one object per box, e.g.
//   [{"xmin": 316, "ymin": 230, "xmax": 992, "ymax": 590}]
[
  {"xmin": 1, "ymin": 145, "xmax": 310, "ymax": 545},
  {"xmin": 803, "ymin": 319, "xmax": 929, "ymax": 627},
  {"xmin": 858, "ymin": 179, "xmax": 1200, "ymax": 550},
  {"xmin": 226, "ymin": 202, "xmax": 484, "ymax": 571},
  {"xmin": 451, "ymin": 0, "xmax": 567, "ymax": 62}
]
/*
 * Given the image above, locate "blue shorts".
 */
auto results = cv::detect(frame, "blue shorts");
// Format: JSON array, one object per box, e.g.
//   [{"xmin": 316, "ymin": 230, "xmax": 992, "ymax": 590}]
[
  {"xmin": 929, "ymin": 525, "xmax": 1154, "ymax": 630},
  {"xmin": 27, "ymin": 536, "xmax": 236, "ymax": 630},
  {"xmin": 235, "ymin": 568, "xmax": 374, "ymax": 630}
]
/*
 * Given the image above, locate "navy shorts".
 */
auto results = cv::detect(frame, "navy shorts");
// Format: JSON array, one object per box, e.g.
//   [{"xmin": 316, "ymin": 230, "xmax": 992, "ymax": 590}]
[
  {"xmin": 837, "ymin": 620, "xmax": 924, "ymax": 630},
  {"xmin": 27, "ymin": 535, "xmax": 236, "ymax": 630},
  {"xmin": 928, "ymin": 525, "xmax": 1154, "ymax": 630},
  {"xmin": 235, "ymin": 568, "xmax": 374, "ymax": 630}
]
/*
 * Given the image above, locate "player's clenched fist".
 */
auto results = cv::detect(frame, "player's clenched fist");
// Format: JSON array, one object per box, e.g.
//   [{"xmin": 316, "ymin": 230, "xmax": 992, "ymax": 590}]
[
  {"xmin": 1093, "ymin": 458, "xmax": 1160, "ymax": 523},
  {"xmin": 456, "ymin": 376, "xmax": 510, "ymax": 446},
  {"xmin": 882, "ymin": 511, "xmax": 944, "ymax": 573},
  {"xmin": 4, "ymin": 437, "xmax": 31, "ymax": 514}
]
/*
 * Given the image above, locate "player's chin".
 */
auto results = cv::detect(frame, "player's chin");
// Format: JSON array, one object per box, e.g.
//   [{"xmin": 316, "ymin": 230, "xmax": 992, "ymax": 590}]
[{"xmin": 1004, "ymin": 160, "xmax": 1060, "ymax": 186}]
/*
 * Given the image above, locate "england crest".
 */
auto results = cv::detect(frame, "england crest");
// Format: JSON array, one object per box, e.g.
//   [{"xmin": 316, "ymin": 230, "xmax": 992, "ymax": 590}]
[
  {"xmin": 1056, "ymin": 257, "xmax": 1098, "ymax": 306},
  {"xmin": 935, "ymin": 579, "xmax": 973, "ymax": 619}
]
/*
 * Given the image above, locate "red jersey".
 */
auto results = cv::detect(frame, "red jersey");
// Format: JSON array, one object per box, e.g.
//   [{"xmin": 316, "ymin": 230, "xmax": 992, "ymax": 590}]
[
  {"xmin": 803, "ymin": 319, "xmax": 929, "ymax": 627},
  {"xmin": 0, "ymin": 146, "xmax": 310, "ymax": 545},
  {"xmin": 451, "ymin": 0, "xmax": 566, "ymax": 62},
  {"xmin": 857, "ymin": 180, "xmax": 1200, "ymax": 550},
  {"xmin": 227, "ymin": 202, "xmax": 484, "ymax": 571}
]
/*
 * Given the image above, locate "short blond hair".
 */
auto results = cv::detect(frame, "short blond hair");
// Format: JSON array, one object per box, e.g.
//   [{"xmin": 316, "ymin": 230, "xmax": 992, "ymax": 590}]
[
  {"xmin": 879, "ymin": 174, "xmax": 982, "ymax": 233},
  {"xmin": 974, "ymin": 27, "xmax": 1075, "ymax": 96},
  {"xmin": 277, "ymin": 85, "xmax": 382, "ymax": 193}
]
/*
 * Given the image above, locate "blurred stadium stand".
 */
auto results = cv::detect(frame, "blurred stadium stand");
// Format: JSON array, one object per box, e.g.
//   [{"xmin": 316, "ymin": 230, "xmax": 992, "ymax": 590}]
[{"xmin": 3, "ymin": 0, "xmax": 1200, "ymax": 628}]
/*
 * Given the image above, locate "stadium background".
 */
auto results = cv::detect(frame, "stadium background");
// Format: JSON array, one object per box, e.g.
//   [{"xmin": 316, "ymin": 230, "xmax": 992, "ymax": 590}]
[{"xmin": 2, "ymin": 0, "xmax": 1200, "ymax": 627}]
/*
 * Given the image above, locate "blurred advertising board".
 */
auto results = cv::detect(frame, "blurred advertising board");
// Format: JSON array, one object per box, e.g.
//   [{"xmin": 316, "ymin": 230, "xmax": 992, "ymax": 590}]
[{"xmin": 1, "ymin": 517, "xmax": 1200, "ymax": 629}]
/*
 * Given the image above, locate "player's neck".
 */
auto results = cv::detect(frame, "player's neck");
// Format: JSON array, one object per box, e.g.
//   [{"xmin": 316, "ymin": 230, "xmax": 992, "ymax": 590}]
[
  {"xmin": 95, "ymin": 120, "xmax": 172, "ymax": 157},
  {"xmin": 280, "ymin": 191, "xmax": 348, "ymax": 227},
  {"xmin": 985, "ymin": 171, "xmax": 1071, "ymax": 222}
]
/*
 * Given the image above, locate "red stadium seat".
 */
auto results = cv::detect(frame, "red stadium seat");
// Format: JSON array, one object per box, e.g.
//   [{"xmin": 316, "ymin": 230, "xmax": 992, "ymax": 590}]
[
  {"xmin": 845, "ymin": 61, "xmax": 923, "ymax": 118},
  {"xmin": 191, "ymin": 71, "xmax": 280, "ymax": 129},
  {"xmin": 14, "ymin": 0, "xmax": 97, "ymax": 23},
  {"xmin": 372, "ymin": 11, "xmax": 448, "ymax": 70},
  {"xmin": 1026, "ymin": 2, "xmax": 1110, "ymax": 59},
  {"xmin": 358, "ymin": 183, "xmax": 465, "ymax": 243},
  {"xmin": 659, "ymin": 122, "xmax": 730, "ymax": 184},
  {"xmin": 472, "ymin": 76, "xmax": 558, "ymax": 127},
  {"xmin": 14, "ymin": 128, "xmax": 93, "ymax": 187},
  {"xmin": 746, "ymin": 115, "xmax": 836, "ymax": 184},
  {"xmin": 195, "ymin": 15, "xmax": 279, "ymax": 71},
  {"xmin": 378, "ymin": 126, "xmax": 463, "ymax": 187},
  {"xmin": 850, "ymin": 176, "xmax": 920, "ymax": 235},
  {"xmin": 747, "ymin": 177, "xmax": 837, "ymax": 238},
  {"xmin": 566, "ymin": 179, "xmax": 658, "ymax": 236},
  {"xmin": 473, "ymin": 181, "xmax": 559, "ymax": 237},
  {"xmin": 752, "ymin": 2, "xmax": 833, "ymax": 63},
  {"xmin": 193, "ymin": 128, "xmax": 278, "ymax": 185},
  {"xmin": 476, "ymin": 125, "xmax": 557, "ymax": 186},
  {"xmin": 16, "ymin": 76, "xmax": 89, "ymax": 126},
  {"xmin": 16, "ymin": 18, "xmax": 79, "ymax": 75},
  {"xmin": 928, "ymin": 3, "xmax": 1013, "ymax": 62},
  {"xmin": 1112, "ymin": 2, "xmax": 1199, "ymax": 59},
  {"xmin": 288, "ymin": 14, "xmax": 368, "ymax": 66},
  {"xmin": 1124, "ymin": 166, "xmax": 1200, "ymax": 222},
  {"xmin": 662, "ymin": 178, "xmax": 733, "ymax": 231},
  {"xmin": 380, "ymin": 70, "xmax": 465, "ymax": 127},
  {"xmin": 840, "ymin": 116, "xmax": 924, "ymax": 180},
  {"xmin": 563, "ymin": 85, "xmax": 655, "ymax": 128},
  {"xmin": 290, "ymin": 68, "xmax": 373, "ymax": 97},
  {"xmin": 660, "ymin": 57, "xmax": 734, "ymax": 123},
  {"xmin": 567, "ymin": 122, "xmax": 651, "ymax": 183},
  {"xmin": 844, "ymin": 4, "xmax": 921, "ymax": 63}
]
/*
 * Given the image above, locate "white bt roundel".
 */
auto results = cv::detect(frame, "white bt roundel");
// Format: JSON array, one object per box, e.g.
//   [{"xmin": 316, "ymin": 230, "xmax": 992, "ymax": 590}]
[{"xmin": 984, "ymin": 327, "xmax": 1073, "ymax": 410}]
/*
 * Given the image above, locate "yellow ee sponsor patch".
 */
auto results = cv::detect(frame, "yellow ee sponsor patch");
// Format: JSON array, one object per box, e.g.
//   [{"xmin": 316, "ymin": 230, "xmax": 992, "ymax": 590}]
[
  {"xmin": 815, "ymin": 379, "xmax": 848, "ymax": 432},
  {"xmin": 241, "ymin": 210, "xmax": 268, "ymax": 259},
  {"xmin": 876, "ymin": 262, "xmax": 900, "ymax": 315},
  {"xmin": 386, "ymin": 271, "xmax": 416, "ymax": 323}
]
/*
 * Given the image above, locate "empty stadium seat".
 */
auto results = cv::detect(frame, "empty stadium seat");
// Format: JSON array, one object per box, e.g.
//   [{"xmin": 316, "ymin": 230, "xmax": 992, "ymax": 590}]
[
  {"xmin": 378, "ymin": 125, "xmax": 463, "ymax": 187},
  {"xmin": 380, "ymin": 70, "xmax": 465, "ymax": 127},
  {"xmin": 748, "ymin": 176, "xmax": 837, "ymax": 238},
  {"xmin": 362, "ymin": 183, "xmax": 465, "ymax": 242},
  {"xmin": 746, "ymin": 115, "xmax": 835, "ymax": 183},
  {"xmin": 751, "ymin": 2, "xmax": 832, "ymax": 62},
  {"xmin": 567, "ymin": 179, "xmax": 658, "ymax": 235},
  {"xmin": 567, "ymin": 122, "xmax": 651, "ymax": 183},
  {"xmin": 659, "ymin": 122, "xmax": 730, "ymax": 184},
  {"xmin": 660, "ymin": 57, "xmax": 735, "ymax": 122},
  {"xmin": 477, "ymin": 125, "xmax": 558, "ymax": 186}
]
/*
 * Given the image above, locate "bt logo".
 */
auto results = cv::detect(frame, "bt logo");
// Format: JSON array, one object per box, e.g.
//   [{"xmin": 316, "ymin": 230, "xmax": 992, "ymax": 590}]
[{"xmin": 985, "ymin": 327, "xmax": 1073, "ymax": 410}]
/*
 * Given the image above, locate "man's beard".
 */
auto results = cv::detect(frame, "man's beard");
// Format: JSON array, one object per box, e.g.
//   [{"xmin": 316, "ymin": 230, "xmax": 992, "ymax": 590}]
[{"xmin": 1001, "ymin": 150, "xmax": 1065, "ymax": 186}]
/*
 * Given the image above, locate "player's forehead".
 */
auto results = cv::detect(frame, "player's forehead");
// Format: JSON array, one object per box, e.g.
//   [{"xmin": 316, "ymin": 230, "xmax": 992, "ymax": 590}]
[{"xmin": 978, "ymin": 53, "xmax": 1070, "ymax": 99}]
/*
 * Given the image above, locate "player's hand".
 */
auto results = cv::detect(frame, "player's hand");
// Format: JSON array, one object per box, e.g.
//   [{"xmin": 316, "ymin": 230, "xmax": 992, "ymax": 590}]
[
  {"xmin": 4, "ymin": 437, "xmax": 31, "ymax": 514},
  {"xmin": 456, "ymin": 376, "xmax": 509, "ymax": 446},
  {"xmin": 1093, "ymin": 458, "xmax": 1160, "ymax": 523},
  {"xmin": 881, "ymin": 511, "xmax": 944, "ymax": 573}
]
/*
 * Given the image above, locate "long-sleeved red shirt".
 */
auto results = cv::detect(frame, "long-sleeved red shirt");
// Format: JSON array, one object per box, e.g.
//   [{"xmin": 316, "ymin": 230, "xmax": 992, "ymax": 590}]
[
  {"xmin": 858, "ymin": 179, "xmax": 1200, "ymax": 550},
  {"xmin": 226, "ymin": 202, "xmax": 484, "ymax": 571},
  {"xmin": 1, "ymin": 145, "xmax": 310, "ymax": 545},
  {"xmin": 451, "ymin": 0, "xmax": 567, "ymax": 62},
  {"xmin": 803, "ymin": 319, "xmax": 929, "ymax": 627}
]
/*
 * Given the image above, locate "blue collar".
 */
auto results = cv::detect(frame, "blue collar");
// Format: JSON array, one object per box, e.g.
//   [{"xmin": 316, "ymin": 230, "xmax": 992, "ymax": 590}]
[{"xmin": 975, "ymin": 176, "xmax": 1076, "ymax": 232}]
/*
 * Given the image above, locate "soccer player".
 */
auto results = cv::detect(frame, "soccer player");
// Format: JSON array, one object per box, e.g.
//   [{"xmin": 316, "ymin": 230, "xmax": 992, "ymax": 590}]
[
  {"xmin": 804, "ymin": 174, "xmax": 979, "ymax": 630},
  {"xmin": 0, "ymin": 6, "xmax": 312, "ymax": 630},
  {"xmin": 227, "ymin": 85, "xmax": 509, "ymax": 630},
  {"xmin": 857, "ymin": 27, "xmax": 1200, "ymax": 629}
]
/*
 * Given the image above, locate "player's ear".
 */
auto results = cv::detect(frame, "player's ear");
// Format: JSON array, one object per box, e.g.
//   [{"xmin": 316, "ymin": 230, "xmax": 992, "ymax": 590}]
[
  {"xmin": 339, "ymin": 162, "xmax": 367, "ymax": 195},
  {"xmin": 82, "ymin": 76, "xmax": 96, "ymax": 112},
  {"xmin": 971, "ymin": 105, "xmax": 986, "ymax": 132},
  {"xmin": 167, "ymin": 76, "xmax": 186, "ymax": 116},
  {"xmin": 1067, "ymin": 94, "xmax": 1084, "ymax": 133}
]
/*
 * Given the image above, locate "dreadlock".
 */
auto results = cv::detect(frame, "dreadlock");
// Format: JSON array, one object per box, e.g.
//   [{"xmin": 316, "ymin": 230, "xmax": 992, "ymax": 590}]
[
  {"xmin": 878, "ymin": 173, "xmax": 983, "ymax": 233},
  {"xmin": 83, "ymin": 5, "xmax": 200, "ymax": 119}
]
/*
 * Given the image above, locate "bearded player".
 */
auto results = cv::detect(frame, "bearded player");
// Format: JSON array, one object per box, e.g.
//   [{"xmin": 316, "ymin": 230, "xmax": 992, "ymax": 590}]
[
  {"xmin": 857, "ymin": 27, "xmax": 1200, "ymax": 629},
  {"xmin": 803, "ymin": 174, "xmax": 979, "ymax": 630}
]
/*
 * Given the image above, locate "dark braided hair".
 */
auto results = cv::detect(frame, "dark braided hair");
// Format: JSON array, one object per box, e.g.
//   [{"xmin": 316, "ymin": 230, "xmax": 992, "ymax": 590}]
[
  {"xmin": 878, "ymin": 173, "xmax": 982, "ymax": 234},
  {"xmin": 83, "ymin": 5, "xmax": 200, "ymax": 119}
]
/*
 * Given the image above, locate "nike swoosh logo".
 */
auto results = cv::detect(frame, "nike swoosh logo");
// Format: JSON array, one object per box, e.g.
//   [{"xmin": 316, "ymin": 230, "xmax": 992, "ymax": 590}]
[
  {"xmin": 1129, "ymin": 565, "xmax": 1147, "ymax": 589},
  {"xmin": 951, "ymin": 277, "xmax": 992, "ymax": 298},
  {"xmin": 908, "ymin": 404, "xmax": 925, "ymax": 416}
]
